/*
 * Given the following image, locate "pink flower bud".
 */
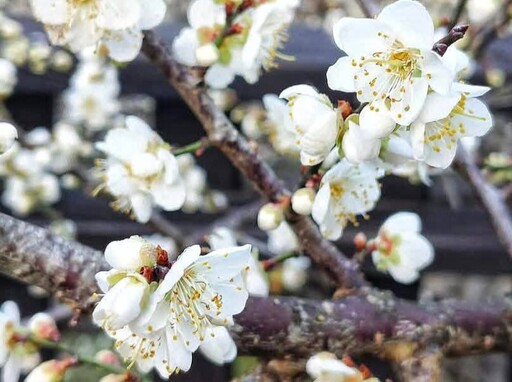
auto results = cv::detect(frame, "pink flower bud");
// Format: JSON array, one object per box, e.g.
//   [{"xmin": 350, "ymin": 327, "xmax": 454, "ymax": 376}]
[{"xmin": 29, "ymin": 313, "xmax": 60, "ymax": 342}]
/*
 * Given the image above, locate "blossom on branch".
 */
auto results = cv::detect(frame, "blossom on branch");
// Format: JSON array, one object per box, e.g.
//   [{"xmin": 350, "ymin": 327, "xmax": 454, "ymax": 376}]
[
  {"xmin": 173, "ymin": 0, "xmax": 298, "ymax": 88},
  {"xmin": 370, "ymin": 212, "xmax": 434, "ymax": 284},
  {"xmin": 312, "ymin": 160, "xmax": 381, "ymax": 240},
  {"xmin": 29, "ymin": 0, "xmax": 166, "ymax": 61},
  {"xmin": 95, "ymin": 116, "xmax": 186, "ymax": 223},
  {"xmin": 327, "ymin": 0, "xmax": 453, "ymax": 126},
  {"xmin": 93, "ymin": 236, "xmax": 252, "ymax": 378},
  {"xmin": 280, "ymin": 85, "xmax": 339, "ymax": 166}
]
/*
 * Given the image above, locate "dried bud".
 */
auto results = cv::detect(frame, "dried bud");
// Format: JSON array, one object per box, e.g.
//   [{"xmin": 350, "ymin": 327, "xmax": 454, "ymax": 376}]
[
  {"xmin": 337, "ymin": 100, "xmax": 352, "ymax": 120},
  {"xmin": 291, "ymin": 188, "xmax": 316, "ymax": 216},
  {"xmin": 353, "ymin": 232, "xmax": 367, "ymax": 252},
  {"xmin": 29, "ymin": 313, "xmax": 60, "ymax": 342},
  {"xmin": 139, "ymin": 266, "xmax": 154, "ymax": 283},
  {"xmin": 257, "ymin": 203, "xmax": 284, "ymax": 231}
]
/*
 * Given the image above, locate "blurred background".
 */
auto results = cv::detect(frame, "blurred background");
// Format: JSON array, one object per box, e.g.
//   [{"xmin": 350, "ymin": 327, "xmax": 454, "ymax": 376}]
[{"xmin": 0, "ymin": 0, "xmax": 511, "ymax": 381}]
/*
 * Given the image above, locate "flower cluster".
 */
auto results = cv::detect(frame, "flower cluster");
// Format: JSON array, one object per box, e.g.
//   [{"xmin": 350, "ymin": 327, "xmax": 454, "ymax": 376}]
[
  {"xmin": 62, "ymin": 50, "xmax": 121, "ymax": 131},
  {"xmin": 95, "ymin": 116, "xmax": 186, "ymax": 223},
  {"xmin": 173, "ymin": 0, "xmax": 299, "ymax": 88},
  {"xmin": 93, "ymin": 236, "xmax": 252, "ymax": 378},
  {"xmin": 30, "ymin": 0, "xmax": 167, "ymax": 62},
  {"xmin": 1, "ymin": 301, "xmax": 60, "ymax": 382}
]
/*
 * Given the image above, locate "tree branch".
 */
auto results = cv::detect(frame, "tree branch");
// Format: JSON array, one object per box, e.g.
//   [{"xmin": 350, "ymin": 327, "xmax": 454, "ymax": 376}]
[
  {"xmin": 454, "ymin": 147, "xmax": 512, "ymax": 260},
  {"xmin": 1, "ymin": 213, "xmax": 511, "ymax": 360},
  {"xmin": 141, "ymin": 30, "xmax": 367, "ymax": 290}
]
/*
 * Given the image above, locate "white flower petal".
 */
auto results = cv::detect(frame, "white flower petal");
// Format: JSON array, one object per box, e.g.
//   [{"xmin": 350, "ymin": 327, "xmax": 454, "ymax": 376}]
[
  {"xmin": 326, "ymin": 56, "xmax": 356, "ymax": 92},
  {"xmin": 381, "ymin": 212, "xmax": 422, "ymax": 235},
  {"xmin": 333, "ymin": 17, "xmax": 392, "ymax": 57}
]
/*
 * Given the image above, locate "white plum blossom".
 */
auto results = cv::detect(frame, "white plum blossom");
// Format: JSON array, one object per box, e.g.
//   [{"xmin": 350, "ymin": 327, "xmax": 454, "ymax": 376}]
[
  {"xmin": 267, "ymin": 221, "xmax": 299, "ymax": 255},
  {"xmin": 327, "ymin": 0, "xmax": 453, "ymax": 126},
  {"xmin": 371, "ymin": 212, "xmax": 434, "ymax": 284},
  {"xmin": 280, "ymin": 85, "xmax": 339, "ymax": 166},
  {"xmin": 0, "ymin": 122, "xmax": 18, "ymax": 155},
  {"xmin": 262, "ymin": 94, "xmax": 300, "ymax": 157},
  {"xmin": 410, "ymin": 83, "xmax": 493, "ymax": 169},
  {"xmin": 341, "ymin": 112, "xmax": 384, "ymax": 164},
  {"xmin": 30, "ymin": 0, "xmax": 167, "ymax": 61},
  {"xmin": 62, "ymin": 51, "xmax": 121, "ymax": 131},
  {"xmin": 312, "ymin": 160, "xmax": 381, "ymax": 240},
  {"xmin": 306, "ymin": 352, "xmax": 379, "ymax": 382},
  {"xmin": 1, "ymin": 173, "xmax": 60, "ymax": 216},
  {"xmin": 209, "ymin": 227, "xmax": 269, "ymax": 298},
  {"xmin": 93, "ymin": 236, "xmax": 252, "ymax": 378},
  {"xmin": 0, "ymin": 58, "xmax": 16, "ymax": 98},
  {"xmin": 1, "ymin": 302, "xmax": 40, "ymax": 382},
  {"xmin": 281, "ymin": 256, "xmax": 311, "ymax": 292},
  {"xmin": 174, "ymin": 0, "xmax": 298, "ymax": 88},
  {"xmin": 95, "ymin": 116, "xmax": 186, "ymax": 223}
]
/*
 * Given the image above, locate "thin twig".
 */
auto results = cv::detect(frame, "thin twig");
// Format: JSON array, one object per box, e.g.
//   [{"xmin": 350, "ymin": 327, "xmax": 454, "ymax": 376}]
[
  {"xmin": 432, "ymin": 24, "xmax": 469, "ymax": 56},
  {"xmin": 454, "ymin": 147, "xmax": 512, "ymax": 260},
  {"xmin": 355, "ymin": 0, "xmax": 379, "ymax": 17},
  {"xmin": 471, "ymin": 0, "xmax": 512, "ymax": 58},
  {"xmin": 448, "ymin": 0, "xmax": 469, "ymax": 31}
]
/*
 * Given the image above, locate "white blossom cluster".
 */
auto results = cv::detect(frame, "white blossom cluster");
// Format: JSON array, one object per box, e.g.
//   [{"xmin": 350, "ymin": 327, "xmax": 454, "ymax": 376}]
[
  {"xmin": 62, "ymin": 50, "xmax": 121, "ymax": 131},
  {"xmin": 1, "ymin": 301, "xmax": 60, "ymax": 382},
  {"xmin": 93, "ymin": 235, "xmax": 252, "ymax": 378},
  {"xmin": 30, "ymin": 0, "xmax": 167, "ymax": 62},
  {"xmin": 173, "ymin": 0, "xmax": 299, "ymax": 88}
]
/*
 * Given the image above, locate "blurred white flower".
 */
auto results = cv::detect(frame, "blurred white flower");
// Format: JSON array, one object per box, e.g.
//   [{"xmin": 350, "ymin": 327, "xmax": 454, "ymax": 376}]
[
  {"xmin": 327, "ymin": 0, "xmax": 453, "ymax": 125},
  {"xmin": 267, "ymin": 222, "xmax": 299, "ymax": 255},
  {"xmin": 96, "ymin": 116, "xmax": 186, "ymax": 223},
  {"xmin": 262, "ymin": 94, "xmax": 300, "ymax": 157},
  {"xmin": 282, "ymin": 256, "xmax": 310, "ymax": 292},
  {"xmin": 0, "ymin": 122, "xmax": 18, "ymax": 155},
  {"xmin": 199, "ymin": 326, "xmax": 237, "ymax": 366},
  {"xmin": 371, "ymin": 212, "xmax": 434, "ymax": 284},
  {"xmin": 1, "ymin": 301, "xmax": 40, "ymax": 382},
  {"xmin": 312, "ymin": 160, "xmax": 381, "ymax": 240},
  {"xmin": 62, "ymin": 52, "xmax": 121, "ymax": 131},
  {"xmin": 0, "ymin": 58, "xmax": 16, "ymax": 98},
  {"xmin": 2, "ymin": 173, "xmax": 60, "ymax": 216},
  {"xmin": 280, "ymin": 85, "xmax": 338, "ymax": 166},
  {"xmin": 28, "ymin": 313, "xmax": 60, "ymax": 342},
  {"xmin": 30, "ymin": 0, "xmax": 167, "ymax": 61}
]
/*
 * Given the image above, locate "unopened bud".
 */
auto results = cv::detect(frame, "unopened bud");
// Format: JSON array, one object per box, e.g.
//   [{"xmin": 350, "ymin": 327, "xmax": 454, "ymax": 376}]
[
  {"xmin": 95, "ymin": 350, "xmax": 120, "ymax": 366},
  {"xmin": 29, "ymin": 313, "xmax": 60, "ymax": 342},
  {"xmin": 354, "ymin": 232, "xmax": 367, "ymax": 251},
  {"xmin": 156, "ymin": 245, "xmax": 169, "ymax": 266},
  {"xmin": 291, "ymin": 188, "xmax": 315, "ymax": 216},
  {"xmin": 337, "ymin": 100, "xmax": 352, "ymax": 120},
  {"xmin": 25, "ymin": 358, "xmax": 77, "ymax": 382},
  {"xmin": 195, "ymin": 43, "xmax": 219, "ymax": 67},
  {"xmin": 257, "ymin": 203, "xmax": 284, "ymax": 231}
]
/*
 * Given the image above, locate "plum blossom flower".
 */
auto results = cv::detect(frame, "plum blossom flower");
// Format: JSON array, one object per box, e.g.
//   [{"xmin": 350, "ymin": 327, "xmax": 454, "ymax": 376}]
[
  {"xmin": 0, "ymin": 122, "xmax": 18, "ymax": 155},
  {"xmin": 410, "ymin": 83, "xmax": 493, "ymax": 169},
  {"xmin": 94, "ymin": 236, "xmax": 252, "ymax": 378},
  {"xmin": 312, "ymin": 160, "xmax": 381, "ymax": 240},
  {"xmin": 280, "ymin": 85, "xmax": 339, "ymax": 166},
  {"xmin": 174, "ymin": 0, "xmax": 298, "ymax": 88},
  {"xmin": 0, "ymin": 58, "xmax": 17, "ymax": 98},
  {"xmin": 1, "ymin": 302, "xmax": 40, "ymax": 382},
  {"xmin": 95, "ymin": 116, "xmax": 186, "ymax": 223},
  {"xmin": 371, "ymin": 212, "xmax": 434, "ymax": 284},
  {"xmin": 307, "ymin": 352, "xmax": 379, "ymax": 382},
  {"xmin": 262, "ymin": 94, "xmax": 300, "ymax": 157},
  {"xmin": 327, "ymin": 0, "xmax": 453, "ymax": 126},
  {"xmin": 62, "ymin": 51, "xmax": 121, "ymax": 131},
  {"xmin": 29, "ymin": 0, "xmax": 167, "ymax": 61}
]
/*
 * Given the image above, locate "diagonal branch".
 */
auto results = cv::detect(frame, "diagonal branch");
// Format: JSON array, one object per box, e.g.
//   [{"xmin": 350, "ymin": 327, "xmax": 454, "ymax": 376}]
[
  {"xmin": 141, "ymin": 30, "xmax": 366, "ymax": 290},
  {"xmin": 454, "ymin": 147, "xmax": 512, "ymax": 260}
]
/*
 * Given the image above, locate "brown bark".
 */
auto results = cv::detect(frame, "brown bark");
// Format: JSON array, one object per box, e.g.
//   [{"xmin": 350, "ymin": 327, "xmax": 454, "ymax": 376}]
[{"xmin": 1, "ymin": 213, "xmax": 511, "ymax": 359}]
